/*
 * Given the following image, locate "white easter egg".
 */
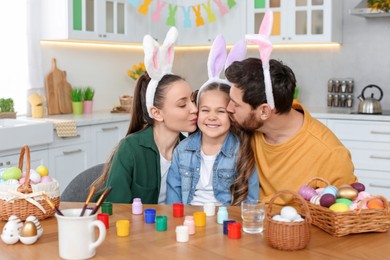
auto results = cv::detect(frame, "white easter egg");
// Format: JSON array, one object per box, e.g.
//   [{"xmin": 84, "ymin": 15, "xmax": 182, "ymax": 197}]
[
  {"xmin": 272, "ymin": 214, "xmax": 290, "ymax": 222},
  {"xmin": 280, "ymin": 206, "xmax": 298, "ymax": 221},
  {"xmin": 1, "ymin": 221, "xmax": 20, "ymax": 244},
  {"xmin": 29, "ymin": 170, "xmax": 41, "ymax": 184},
  {"xmin": 5, "ymin": 179, "xmax": 19, "ymax": 185},
  {"xmin": 8, "ymin": 215, "xmax": 23, "ymax": 234},
  {"xmin": 19, "ymin": 235, "xmax": 38, "ymax": 245},
  {"xmin": 293, "ymin": 215, "xmax": 304, "ymax": 222}
]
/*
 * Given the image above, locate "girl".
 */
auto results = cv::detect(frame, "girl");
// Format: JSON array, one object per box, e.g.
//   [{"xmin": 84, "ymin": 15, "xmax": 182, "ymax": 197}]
[
  {"xmin": 92, "ymin": 27, "xmax": 198, "ymax": 203},
  {"xmin": 166, "ymin": 82, "xmax": 259, "ymax": 206}
]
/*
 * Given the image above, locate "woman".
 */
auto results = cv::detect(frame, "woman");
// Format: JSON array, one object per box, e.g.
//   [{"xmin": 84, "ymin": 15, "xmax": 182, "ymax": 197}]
[{"xmin": 92, "ymin": 72, "xmax": 198, "ymax": 203}]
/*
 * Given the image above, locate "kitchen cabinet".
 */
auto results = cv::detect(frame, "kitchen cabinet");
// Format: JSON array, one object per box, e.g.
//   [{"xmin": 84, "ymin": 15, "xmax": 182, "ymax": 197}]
[
  {"xmin": 247, "ymin": 0, "xmax": 342, "ymax": 44},
  {"xmin": 48, "ymin": 126, "xmax": 92, "ymax": 193},
  {"xmin": 41, "ymin": 0, "xmax": 130, "ymax": 42},
  {"xmin": 326, "ymin": 119, "xmax": 390, "ymax": 199},
  {"xmin": 0, "ymin": 149, "xmax": 49, "ymax": 170},
  {"xmin": 90, "ymin": 121, "xmax": 128, "ymax": 164}
]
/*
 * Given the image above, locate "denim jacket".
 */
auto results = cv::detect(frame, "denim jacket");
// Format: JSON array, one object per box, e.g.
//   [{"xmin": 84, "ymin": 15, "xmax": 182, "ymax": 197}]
[{"xmin": 166, "ymin": 131, "xmax": 259, "ymax": 206}]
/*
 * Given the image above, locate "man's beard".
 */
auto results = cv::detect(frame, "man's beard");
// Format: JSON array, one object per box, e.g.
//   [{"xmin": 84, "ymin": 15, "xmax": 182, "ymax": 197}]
[{"xmin": 229, "ymin": 111, "xmax": 263, "ymax": 131}]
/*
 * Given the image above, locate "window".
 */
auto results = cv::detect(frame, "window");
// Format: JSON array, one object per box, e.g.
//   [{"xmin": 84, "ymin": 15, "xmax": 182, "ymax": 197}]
[{"xmin": 0, "ymin": 1, "xmax": 43, "ymax": 115}]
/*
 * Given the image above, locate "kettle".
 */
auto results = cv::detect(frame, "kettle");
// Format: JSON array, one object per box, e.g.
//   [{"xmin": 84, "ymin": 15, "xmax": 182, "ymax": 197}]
[{"xmin": 357, "ymin": 84, "xmax": 383, "ymax": 114}]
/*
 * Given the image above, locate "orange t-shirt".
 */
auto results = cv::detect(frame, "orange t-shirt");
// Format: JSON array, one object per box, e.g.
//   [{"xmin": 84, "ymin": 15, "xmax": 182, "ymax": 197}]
[{"xmin": 252, "ymin": 104, "xmax": 357, "ymax": 204}]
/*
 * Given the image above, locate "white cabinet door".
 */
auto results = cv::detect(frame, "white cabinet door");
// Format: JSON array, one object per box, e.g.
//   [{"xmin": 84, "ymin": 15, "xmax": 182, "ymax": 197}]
[
  {"xmin": 97, "ymin": 0, "xmax": 130, "ymax": 42},
  {"xmin": 0, "ymin": 150, "xmax": 49, "ymax": 170},
  {"xmin": 90, "ymin": 121, "xmax": 128, "ymax": 164},
  {"xmin": 247, "ymin": 0, "xmax": 342, "ymax": 44},
  {"xmin": 48, "ymin": 143, "xmax": 91, "ymax": 193},
  {"xmin": 41, "ymin": 0, "xmax": 130, "ymax": 42}
]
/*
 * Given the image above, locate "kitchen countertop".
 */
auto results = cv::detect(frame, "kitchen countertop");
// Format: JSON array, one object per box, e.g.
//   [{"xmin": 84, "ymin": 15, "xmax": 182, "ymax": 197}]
[
  {"xmin": 307, "ymin": 107, "xmax": 390, "ymax": 122},
  {"xmin": 21, "ymin": 111, "xmax": 131, "ymax": 127}
]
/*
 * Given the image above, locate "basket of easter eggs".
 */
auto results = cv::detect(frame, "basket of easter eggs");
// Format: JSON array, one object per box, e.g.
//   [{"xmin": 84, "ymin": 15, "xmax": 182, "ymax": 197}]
[
  {"xmin": 0, "ymin": 145, "xmax": 60, "ymax": 221},
  {"xmin": 264, "ymin": 190, "xmax": 312, "ymax": 251},
  {"xmin": 298, "ymin": 177, "xmax": 390, "ymax": 237}
]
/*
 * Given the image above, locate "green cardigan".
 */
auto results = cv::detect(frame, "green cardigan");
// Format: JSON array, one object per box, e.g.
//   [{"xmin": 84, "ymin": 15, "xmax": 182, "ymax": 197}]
[{"xmin": 105, "ymin": 127, "xmax": 161, "ymax": 204}]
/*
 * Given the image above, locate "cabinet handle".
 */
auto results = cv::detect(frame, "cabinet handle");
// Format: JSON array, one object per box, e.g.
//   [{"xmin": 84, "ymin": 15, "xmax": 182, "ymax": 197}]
[
  {"xmin": 63, "ymin": 149, "xmax": 82, "ymax": 155},
  {"xmin": 369, "ymin": 183, "xmax": 390, "ymax": 189},
  {"xmin": 102, "ymin": 126, "xmax": 118, "ymax": 131},
  {"xmin": 369, "ymin": 155, "xmax": 390, "ymax": 160},
  {"xmin": 370, "ymin": 130, "xmax": 390, "ymax": 135},
  {"xmin": 0, "ymin": 162, "xmax": 3, "ymax": 167},
  {"xmin": 60, "ymin": 134, "xmax": 81, "ymax": 139},
  {"xmin": 6, "ymin": 161, "xmax": 11, "ymax": 166}
]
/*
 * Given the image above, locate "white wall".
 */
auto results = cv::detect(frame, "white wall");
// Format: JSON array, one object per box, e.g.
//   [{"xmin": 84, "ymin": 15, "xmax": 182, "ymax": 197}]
[{"xmin": 40, "ymin": 0, "xmax": 390, "ymax": 112}]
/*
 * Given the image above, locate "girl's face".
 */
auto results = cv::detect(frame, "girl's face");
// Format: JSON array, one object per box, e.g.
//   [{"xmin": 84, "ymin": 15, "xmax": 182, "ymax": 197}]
[
  {"xmin": 197, "ymin": 90, "xmax": 231, "ymax": 141},
  {"xmin": 159, "ymin": 80, "xmax": 198, "ymax": 133}
]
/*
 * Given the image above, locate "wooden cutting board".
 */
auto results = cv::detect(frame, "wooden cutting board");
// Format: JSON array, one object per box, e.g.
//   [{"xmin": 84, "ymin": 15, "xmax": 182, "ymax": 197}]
[{"xmin": 45, "ymin": 58, "xmax": 73, "ymax": 115}]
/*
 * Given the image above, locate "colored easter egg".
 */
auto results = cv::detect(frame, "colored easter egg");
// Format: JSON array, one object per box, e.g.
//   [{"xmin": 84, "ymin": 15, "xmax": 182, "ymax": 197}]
[
  {"xmin": 5, "ymin": 179, "xmax": 19, "ymax": 185},
  {"xmin": 355, "ymin": 191, "xmax": 371, "ymax": 202},
  {"xmin": 329, "ymin": 203, "xmax": 349, "ymax": 212},
  {"xmin": 336, "ymin": 198, "xmax": 353, "ymax": 206},
  {"xmin": 2, "ymin": 167, "xmax": 22, "ymax": 180},
  {"xmin": 320, "ymin": 193, "xmax": 336, "ymax": 208},
  {"xmin": 19, "ymin": 177, "xmax": 26, "ymax": 184},
  {"xmin": 367, "ymin": 199, "xmax": 384, "ymax": 209},
  {"xmin": 40, "ymin": 176, "xmax": 53, "ymax": 183},
  {"xmin": 26, "ymin": 216, "xmax": 43, "ymax": 238},
  {"xmin": 323, "ymin": 186, "xmax": 338, "ymax": 197},
  {"xmin": 298, "ymin": 185, "xmax": 317, "ymax": 201},
  {"xmin": 315, "ymin": 188, "xmax": 324, "ymax": 194},
  {"xmin": 338, "ymin": 187, "xmax": 358, "ymax": 200},
  {"xmin": 351, "ymin": 182, "xmax": 365, "ymax": 192},
  {"xmin": 310, "ymin": 194, "xmax": 322, "ymax": 205}
]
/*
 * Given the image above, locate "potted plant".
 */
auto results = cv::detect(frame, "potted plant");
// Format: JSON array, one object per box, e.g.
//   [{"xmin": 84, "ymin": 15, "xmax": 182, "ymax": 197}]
[
  {"xmin": 71, "ymin": 87, "xmax": 83, "ymax": 115},
  {"xmin": 83, "ymin": 86, "xmax": 95, "ymax": 114},
  {"xmin": 0, "ymin": 98, "xmax": 16, "ymax": 118}
]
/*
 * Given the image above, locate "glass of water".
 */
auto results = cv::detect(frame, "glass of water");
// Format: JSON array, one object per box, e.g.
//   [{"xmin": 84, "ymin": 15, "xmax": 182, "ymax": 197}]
[{"xmin": 241, "ymin": 200, "xmax": 265, "ymax": 234}]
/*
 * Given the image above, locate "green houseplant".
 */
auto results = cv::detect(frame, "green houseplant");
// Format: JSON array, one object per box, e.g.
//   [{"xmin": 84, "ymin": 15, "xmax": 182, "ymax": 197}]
[
  {"xmin": 83, "ymin": 86, "xmax": 95, "ymax": 114},
  {"xmin": 0, "ymin": 98, "xmax": 16, "ymax": 118},
  {"xmin": 71, "ymin": 87, "xmax": 83, "ymax": 115}
]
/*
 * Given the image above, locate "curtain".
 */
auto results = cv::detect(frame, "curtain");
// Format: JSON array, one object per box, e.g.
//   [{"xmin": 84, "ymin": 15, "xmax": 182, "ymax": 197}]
[{"xmin": 0, "ymin": 0, "xmax": 43, "ymax": 115}]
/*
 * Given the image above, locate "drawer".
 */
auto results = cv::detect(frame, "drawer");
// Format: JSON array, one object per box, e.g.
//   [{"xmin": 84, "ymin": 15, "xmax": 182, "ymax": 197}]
[
  {"xmin": 356, "ymin": 169, "xmax": 390, "ymax": 200},
  {"xmin": 51, "ymin": 126, "xmax": 90, "ymax": 148},
  {"xmin": 327, "ymin": 120, "xmax": 390, "ymax": 143},
  {"xmin": 343, "ymin": 141, "xmax": 390, "ymax": 172}
]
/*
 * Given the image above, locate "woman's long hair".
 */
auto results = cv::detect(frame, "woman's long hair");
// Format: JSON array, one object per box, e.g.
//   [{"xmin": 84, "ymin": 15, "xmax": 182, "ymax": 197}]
[
  {"xmin": 91, "ymin": 73, "xmax": 184, "ymax": 195},
  {"xmin": 230, "ymin": 128, "xmax": 256, "ymax": 206}
]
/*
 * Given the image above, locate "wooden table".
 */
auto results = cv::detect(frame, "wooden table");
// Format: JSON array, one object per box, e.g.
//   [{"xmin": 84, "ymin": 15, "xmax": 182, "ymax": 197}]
[{"xmin": 1, "ymin": 202, "xmax": 390, "ymax": 259}]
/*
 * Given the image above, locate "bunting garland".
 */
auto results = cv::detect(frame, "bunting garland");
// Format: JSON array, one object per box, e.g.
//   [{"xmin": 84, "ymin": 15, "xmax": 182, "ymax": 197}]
[{"xmin": 128, "ymin": 0, "xmax": 237, "ymax": 28}]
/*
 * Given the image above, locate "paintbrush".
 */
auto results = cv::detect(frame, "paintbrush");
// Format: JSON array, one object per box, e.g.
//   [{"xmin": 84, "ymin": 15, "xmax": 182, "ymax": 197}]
[
  {"xmin": 80, "ymin": 186, "xmax": 95, "ymax": 217},
  {"xmin": 42, "ymin": 193, "xmax": 64, "ymax": 216},
  {"xmin": 89, "ymin": 186, "xmax": 112, "ymax": 216}
]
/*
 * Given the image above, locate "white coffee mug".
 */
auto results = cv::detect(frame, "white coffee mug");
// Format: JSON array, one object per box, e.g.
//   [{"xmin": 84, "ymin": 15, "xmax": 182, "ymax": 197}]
[{"xmin": 56, "ymin": 208, "xmax": 106, "ymax": 260}]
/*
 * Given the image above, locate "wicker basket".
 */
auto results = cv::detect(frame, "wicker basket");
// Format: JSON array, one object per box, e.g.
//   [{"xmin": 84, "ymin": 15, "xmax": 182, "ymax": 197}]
[
  {"xmin": 264, "ymin": 190, "xmax": 312, "ymax": 251},
  {"xmin": 305, "ymin": 177, "xmax": 390, "ymax": 237},
  {"xmin": 0, "ymin": 145, "xmax": 60, "ymax": 221}
]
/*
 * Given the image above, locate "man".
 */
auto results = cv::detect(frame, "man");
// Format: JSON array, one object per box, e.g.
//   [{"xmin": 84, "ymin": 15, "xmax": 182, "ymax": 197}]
[{"xmin": 225, "ymin": 58, "xmax": 357, "ymax": 203}]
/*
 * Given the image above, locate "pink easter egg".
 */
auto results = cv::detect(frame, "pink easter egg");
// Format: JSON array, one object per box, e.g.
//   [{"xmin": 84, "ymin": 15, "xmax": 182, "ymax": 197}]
[
  {"xmin": 298, "ymin": 185, "xmax": 317, "ymax": 201},
  {"xmin": 19, "ymin": 177, "xmax": 26, "ymax": 184},
  {"xmin": 316, "ymin": 188, "xmax": 324, "ymax": 194},
  {"xmin": 355, "ymin": 191, "xmax": 371, "ymax": 202},
  {"xmin": 40, "ymin": 176, "xmax": 53, "ymax": 183}
]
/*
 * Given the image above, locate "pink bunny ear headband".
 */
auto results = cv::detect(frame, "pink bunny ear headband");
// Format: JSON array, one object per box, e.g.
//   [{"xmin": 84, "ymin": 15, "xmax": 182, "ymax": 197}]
[
  {"xmin": 196, "ymin": 34, "xmax": 247, "ymax": 105},
  {"xmin": 245, "ymin": 10, "xmax": 275, "ymax": 109},
  {"xmin": 143, "ymin": 26, "xmax": 178, "ymax": 118}
]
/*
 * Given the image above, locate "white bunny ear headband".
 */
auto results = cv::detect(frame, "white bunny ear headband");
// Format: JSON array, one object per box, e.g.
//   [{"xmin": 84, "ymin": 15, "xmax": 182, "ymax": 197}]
[
  {"xmin": 196, "ymin": 34, "xmax": 247, "ymax": 105},
  {"xmin": 245, "ymin": 10, "xmax": 275, "ymax": 109},
  {"xmin": 143, "ymin": 26, "xmax": 178, "ymax": 118}
]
